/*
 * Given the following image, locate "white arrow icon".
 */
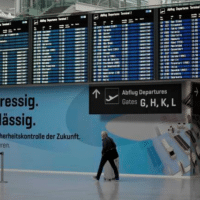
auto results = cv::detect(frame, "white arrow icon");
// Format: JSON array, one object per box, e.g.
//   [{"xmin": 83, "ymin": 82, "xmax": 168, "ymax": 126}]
[
  {"xmin": 194, "ymin": 87, "xmax": 198, "ymax": 96},
  {"xmin": 92, "ymin": 89, "xmax": 100, "ymax": 99}
]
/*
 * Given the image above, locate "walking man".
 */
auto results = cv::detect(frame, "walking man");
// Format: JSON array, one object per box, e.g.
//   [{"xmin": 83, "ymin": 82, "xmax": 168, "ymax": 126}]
[{"xmin": 93, "ymin": 131, "xmax": 119, "ymax": 181}]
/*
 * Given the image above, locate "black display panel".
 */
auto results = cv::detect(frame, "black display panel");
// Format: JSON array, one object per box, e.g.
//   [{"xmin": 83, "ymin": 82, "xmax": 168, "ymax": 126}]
[
  {"xmin": 159, "ymin": 5, "xmax": 200, "ymax": 80},
  {"xmin": 92, "ymin": 9, "xmax": 154, "ymax": 82},
  {"xmin": 89, "ymin": 84, "xmax": 182, "ymax": 114},
  {"xmin": 33, "ymin": 15, "xmax": 88, "ymax": 84},
  {"xmin": 0, "ymin": 20, "xmax": 29, "ymax": 85},
  {"xmin": 192, "ymin": 82, "xmax": 200, "ymax": 115}
]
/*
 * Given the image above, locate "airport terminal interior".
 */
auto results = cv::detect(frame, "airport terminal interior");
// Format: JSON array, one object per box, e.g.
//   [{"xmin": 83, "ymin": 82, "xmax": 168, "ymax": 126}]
[{"xmin": 0, "ymin": 0, "xmax": 200, "ymax": 199}]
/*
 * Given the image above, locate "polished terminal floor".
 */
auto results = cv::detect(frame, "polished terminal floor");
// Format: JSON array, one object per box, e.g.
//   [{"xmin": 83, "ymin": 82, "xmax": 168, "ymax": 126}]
[{"xmin": 0, "ymin": 171, "xmax": 200, "ymax": 200}]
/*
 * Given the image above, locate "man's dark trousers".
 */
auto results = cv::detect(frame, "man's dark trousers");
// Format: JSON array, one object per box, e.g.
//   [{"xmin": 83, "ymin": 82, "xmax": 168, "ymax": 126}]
[{"xmin": 96, "ymin": 150, "xmax": 119, "ymax": 180}]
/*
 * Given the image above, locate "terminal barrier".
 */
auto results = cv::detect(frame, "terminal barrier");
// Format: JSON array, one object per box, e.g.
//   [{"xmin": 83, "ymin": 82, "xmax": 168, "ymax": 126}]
[{"xmin": 0, "ymin": 152, "xmax": 7, "ymax": 183}]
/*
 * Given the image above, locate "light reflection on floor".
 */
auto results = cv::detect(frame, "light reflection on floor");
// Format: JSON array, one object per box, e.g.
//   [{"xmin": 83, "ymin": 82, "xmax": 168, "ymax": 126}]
[{"xmin": 0, "ymin": 171, "xmax": 199, "ymax": 200}]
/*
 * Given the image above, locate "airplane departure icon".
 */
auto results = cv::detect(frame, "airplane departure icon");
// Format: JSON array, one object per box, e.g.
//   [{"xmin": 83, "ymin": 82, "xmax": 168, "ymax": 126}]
[
  {"xmin": 160, "ymin": 8, "xmax": 165, "ymax": 14},
  {"xmin": 105, "ymin": 88, "xmax": 119, "ymax": 104},
  {"xmin": 94, "ymin": 14, "xmax": 99, "ymax": 20},
  {"xmin": 194, "ymin": 87, "xmax": 198, "ymax": 97},
  {"xmin": 106, "ymin": 95, "xmax": 119, "ymax": 102}
]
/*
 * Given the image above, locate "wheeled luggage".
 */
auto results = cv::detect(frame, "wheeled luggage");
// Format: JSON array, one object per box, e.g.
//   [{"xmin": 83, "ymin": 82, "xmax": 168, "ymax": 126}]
[{"xmin": 104, "ymin": 157, "xmax": 119, "ymax": 181}]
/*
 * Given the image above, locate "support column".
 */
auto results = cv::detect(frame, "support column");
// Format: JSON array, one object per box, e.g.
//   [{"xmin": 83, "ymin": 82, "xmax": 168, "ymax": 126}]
[
  {"xmin": 0, "ymin": 152, "xmax": 7, "ymax": 183},
  {"xmin": 15, "ymin": 0, "xmax": 21, "ymax": 15}
]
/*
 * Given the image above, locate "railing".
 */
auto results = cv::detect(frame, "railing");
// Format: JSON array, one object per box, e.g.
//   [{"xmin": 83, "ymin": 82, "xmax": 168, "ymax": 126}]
[
  {"xmin": 12, "ymin": 0, "xmax": 200, "ymax": 18},
  {"xmin": 0, "ymin": 152, "xmax": 7, "ymax": 183},
  {"xmin": 17, "ymin": 0, "xmax": 75, "ymax": 17}
]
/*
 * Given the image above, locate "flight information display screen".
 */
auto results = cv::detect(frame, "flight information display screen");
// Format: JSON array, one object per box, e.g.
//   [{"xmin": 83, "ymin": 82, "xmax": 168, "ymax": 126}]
[
  {"xmin": 0, "ymin": 20, "xmax": 29, "ymax": 85},
  {"xmin": 92, "ymin": 9, "xmax": 154, "ymax": 82},
  {"xmin": 159, "ymin": 5, "xmax": 200, "ymax": 79},
  {"xmin": 33, "ymin": 15, "xmax": 88, "ymax": 84}
]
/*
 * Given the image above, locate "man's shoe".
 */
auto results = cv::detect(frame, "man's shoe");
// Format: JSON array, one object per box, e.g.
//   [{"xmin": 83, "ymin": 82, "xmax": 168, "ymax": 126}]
[
  {"xmin": 93, "ymin": 176, "xmax": 99, "ymax": 181},
  {"xmin": 115, "ymin": 178, "xmax": 119, "ymax": 181}
]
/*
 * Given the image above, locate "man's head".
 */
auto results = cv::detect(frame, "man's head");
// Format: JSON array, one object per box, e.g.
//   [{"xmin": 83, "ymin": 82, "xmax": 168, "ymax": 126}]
[{"xmin": 101, "ymin": 131, "xmax": 108, "ymax": 139}]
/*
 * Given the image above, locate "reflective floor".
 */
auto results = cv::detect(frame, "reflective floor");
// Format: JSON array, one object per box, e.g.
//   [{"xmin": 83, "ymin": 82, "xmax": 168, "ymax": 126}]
[{"xmin": 0, "ymin": 171, "xmax": 199, "ymax": 200}]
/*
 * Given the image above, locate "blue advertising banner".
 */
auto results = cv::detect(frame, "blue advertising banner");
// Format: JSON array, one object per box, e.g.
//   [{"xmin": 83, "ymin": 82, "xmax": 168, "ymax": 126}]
[{"xmin": 0, "ymin": 85, "xmax": 192, "ymax": 176}]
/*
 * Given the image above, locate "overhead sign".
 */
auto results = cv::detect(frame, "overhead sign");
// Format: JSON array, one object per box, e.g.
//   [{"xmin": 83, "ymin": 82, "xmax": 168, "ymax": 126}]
[
  {"xmin": 192, "ymin": 82, "xmax": 200, "ymax": 115},
  {"xmin": 89, "ymin": 84, "xmax": 182, "ymax": 114},
  {"xmin": 92, "ymin": 9, "xmax": 154, "ymax": 82}
]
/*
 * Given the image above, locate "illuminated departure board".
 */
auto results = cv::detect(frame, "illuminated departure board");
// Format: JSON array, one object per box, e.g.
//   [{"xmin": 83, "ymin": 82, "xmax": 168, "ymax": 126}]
[
  {"xmin": 0, "ymin": 20, "xmax": 29, "ymax": 85},
  {"xmin": 33, "ymin": 15, "xmax": 88, "ymax": 84},
  {"xmin": 159, "ymin": 5, "xmax": 200, "ymax": 79},
  {"xmin": 92, "ymin": 10, "xmax": 154, "ymax": 82}
]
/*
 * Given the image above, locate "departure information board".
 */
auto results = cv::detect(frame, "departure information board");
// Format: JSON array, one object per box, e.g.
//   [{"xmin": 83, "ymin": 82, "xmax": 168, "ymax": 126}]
[
  {"xmin": 0, "ymin": 20, "xmax": 29, "ymax": 85},
  {"xmin": 159, "ymin": 5, "xmax": 200, "ymax": 79},
  {"xmin": 92, "ymin": 10, "xmax": 154, "ymax": 82},
  {"xmin": 33, "ymin": 15, "xmax": 88, "ymax": 84}
]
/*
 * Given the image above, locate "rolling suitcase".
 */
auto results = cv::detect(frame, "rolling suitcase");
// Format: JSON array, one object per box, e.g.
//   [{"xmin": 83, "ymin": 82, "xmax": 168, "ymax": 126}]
[{"xmin": 104, "ymin": 157, "xmax": 119, "ymax": 181}]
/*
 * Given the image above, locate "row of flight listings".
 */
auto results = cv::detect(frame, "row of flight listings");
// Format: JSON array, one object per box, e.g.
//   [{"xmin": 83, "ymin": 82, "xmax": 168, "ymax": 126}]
[{"xmin": 0, "ymin": 4, "xmax": 200, "ymax": 85}]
